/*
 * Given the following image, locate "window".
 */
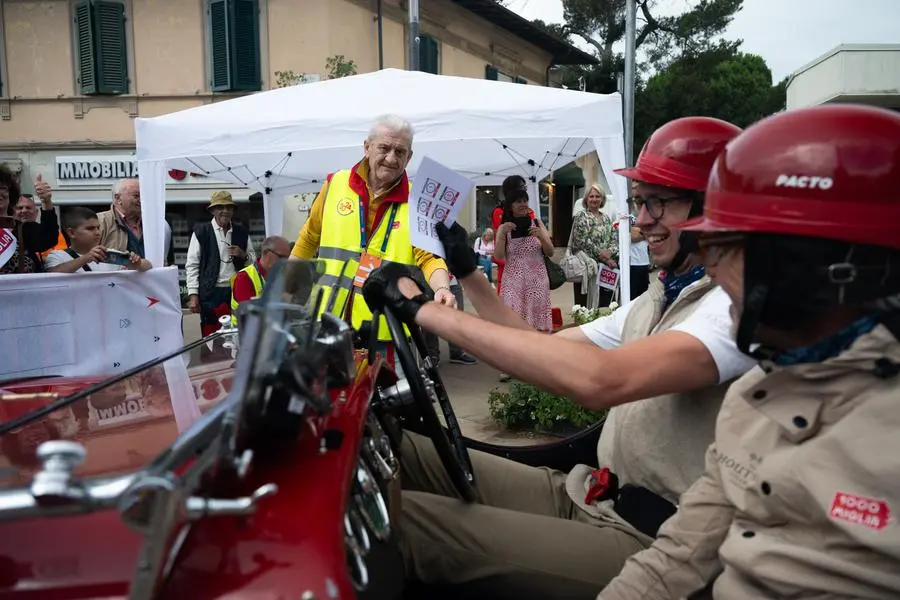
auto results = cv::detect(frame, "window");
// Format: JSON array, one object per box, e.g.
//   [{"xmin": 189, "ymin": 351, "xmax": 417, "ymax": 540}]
[
  {"xmin": 419, "ymin": 35, "xmax": 439, "ymax": 74},
  {"xmin": 485, "ymin": 65, "xmax": 525, "ymax": 84},
  {"xmin": 207, "ymin": 0, "xmax": 261, "ymax": 92},
  {"xmin": 73, "ymin": 0, "xmax": 128, "ymax": 95}
]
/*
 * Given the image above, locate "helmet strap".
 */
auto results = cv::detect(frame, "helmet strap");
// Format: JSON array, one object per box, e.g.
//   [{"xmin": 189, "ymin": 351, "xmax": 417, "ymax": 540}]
[{"xmin": 669, "ymin": 194, "xmax": 705, "ymax": 273}]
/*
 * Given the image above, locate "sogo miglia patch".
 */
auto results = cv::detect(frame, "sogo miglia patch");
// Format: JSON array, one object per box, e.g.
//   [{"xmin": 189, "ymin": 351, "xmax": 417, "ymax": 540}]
[{"xmin": 829, "ymin": 492, "xmax": 892, "ymax": 531}]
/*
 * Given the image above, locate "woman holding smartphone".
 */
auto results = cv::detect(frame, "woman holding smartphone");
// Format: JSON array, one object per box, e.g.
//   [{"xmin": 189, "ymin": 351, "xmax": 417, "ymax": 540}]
[{"xmin": 494, "ymin": 188, "xmax": 554, "ymax": 337}]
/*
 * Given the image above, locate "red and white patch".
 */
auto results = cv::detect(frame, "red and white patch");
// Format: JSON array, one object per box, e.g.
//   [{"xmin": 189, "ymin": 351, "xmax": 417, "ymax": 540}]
[{"xmin": 829, "ymin": 492, "xmax": 891, "ymax": 531}]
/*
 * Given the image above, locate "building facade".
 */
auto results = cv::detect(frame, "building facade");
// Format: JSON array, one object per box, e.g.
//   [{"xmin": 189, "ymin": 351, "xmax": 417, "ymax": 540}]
[
  {"xmin": 786, "ymin": 44, "xmax": 900, "ymax": 110},
  {"xmin": 0, "ymin": 0, "xmax": 595, "ymax": 290}
]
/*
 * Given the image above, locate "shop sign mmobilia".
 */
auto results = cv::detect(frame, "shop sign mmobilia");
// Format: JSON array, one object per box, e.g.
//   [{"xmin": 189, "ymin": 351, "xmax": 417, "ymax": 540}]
[
  {"xmin": 56, "ymin": 156, "xmax": 139, "ymax": 187},
  {"xmin": 54, "ymin": 155, "xmax": 232, "ymax": 188}
]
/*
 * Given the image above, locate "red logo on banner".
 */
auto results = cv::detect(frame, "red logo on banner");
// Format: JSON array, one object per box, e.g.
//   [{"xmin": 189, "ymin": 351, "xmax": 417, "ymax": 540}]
[
  {"xmin": 147, "ymin": 296, "xmax": 160, "ymax": 308},
  {"xmin": 829, "ymin": 492, "xmax": 891, "ymax": 531},
  {"xmin": 0, "ymin": 228, "xmax": 17, "ymax": 270}
]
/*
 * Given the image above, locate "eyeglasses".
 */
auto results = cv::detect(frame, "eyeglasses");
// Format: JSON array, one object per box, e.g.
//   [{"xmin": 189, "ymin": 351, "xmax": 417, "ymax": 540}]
[
  {"xmin": 266, "ymin": 249, "xmax": 289, "ymax": 259},
  {"xmin": 698, "ymin": 234, "xmax": 745, "ymax": 267},
  {"xmin": 630, "ymin": 194, "xmax": 692, "ymax": 221}
]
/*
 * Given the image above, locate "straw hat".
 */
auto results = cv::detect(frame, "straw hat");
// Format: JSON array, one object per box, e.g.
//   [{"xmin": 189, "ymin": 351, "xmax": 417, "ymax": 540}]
[{"xmin": 207, "ymin": 190, "xmax": 235, "ymax": 210}]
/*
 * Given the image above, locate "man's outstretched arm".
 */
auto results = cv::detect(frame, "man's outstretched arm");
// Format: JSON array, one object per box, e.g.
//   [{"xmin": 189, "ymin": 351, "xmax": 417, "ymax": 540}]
[{"xmin": 414, "ymin": 300, "xmax": 723, "ymax": 411}]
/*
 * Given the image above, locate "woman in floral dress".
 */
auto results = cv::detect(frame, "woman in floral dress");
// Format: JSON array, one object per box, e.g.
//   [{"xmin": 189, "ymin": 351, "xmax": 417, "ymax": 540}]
[
  {"xmin": 571, "ymin": 184, "xmax": 618, "ymax": 307},
  {"xmin": 495, "ymin": 188, "xmax": 554, "ymax": 333}
]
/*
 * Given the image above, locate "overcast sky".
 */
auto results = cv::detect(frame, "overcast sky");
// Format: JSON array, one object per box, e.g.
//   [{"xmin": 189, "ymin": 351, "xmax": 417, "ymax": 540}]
[{"xmin": 506, "ymin": 0, "xmax": 900, "ymax": 81}]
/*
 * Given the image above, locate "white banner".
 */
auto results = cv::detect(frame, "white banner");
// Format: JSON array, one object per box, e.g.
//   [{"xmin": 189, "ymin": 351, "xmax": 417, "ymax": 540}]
[
  {"xmin": 0, "ymin": 266, "xmax": 183, "ymax": 379},
  {"xmin": 0, "ymin": 266, "xmax": 200, "ymax": 431}
]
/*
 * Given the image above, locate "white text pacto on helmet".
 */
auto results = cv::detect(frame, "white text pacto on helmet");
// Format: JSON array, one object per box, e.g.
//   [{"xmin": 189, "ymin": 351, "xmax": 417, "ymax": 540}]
[{"xmin": 774, "ymin": 174, "xmax": 834, "ymax": 190}]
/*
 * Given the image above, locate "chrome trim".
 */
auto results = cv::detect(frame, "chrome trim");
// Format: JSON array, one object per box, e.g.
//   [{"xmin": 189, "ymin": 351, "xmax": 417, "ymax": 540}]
[{"xmin": 352, "ymin": 460, "xmax": 391, "ymax": 542}]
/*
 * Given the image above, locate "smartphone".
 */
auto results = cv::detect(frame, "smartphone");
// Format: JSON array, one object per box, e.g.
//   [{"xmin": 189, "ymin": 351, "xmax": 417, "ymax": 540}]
[
  {"xmin": 510, "ymin": 216, "xmax": 534, "ymax": 239},
  {"xmin": 105, "ymin": 249, "xmax": 132, "ymax": 266}
]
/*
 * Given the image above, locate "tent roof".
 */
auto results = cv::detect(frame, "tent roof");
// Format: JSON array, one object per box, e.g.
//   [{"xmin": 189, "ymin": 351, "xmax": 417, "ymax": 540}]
[{"xmin": 136, "ymin": 69, "xmax": 623, "ymax": 190}]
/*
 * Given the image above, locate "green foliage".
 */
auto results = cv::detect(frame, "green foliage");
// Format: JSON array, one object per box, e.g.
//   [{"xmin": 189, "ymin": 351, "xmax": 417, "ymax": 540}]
[
  {"xmin": 489, "ymin": 382, "xmax": 606, "ymax": 431},
  {"xmin": 571, "ymin": 305, "xmax": 614, "ymax": 325},
  {"xmin": 274, "ymin": 70, "xmax": 304, "ymax": 88},
  {"xmin": 560, "ymin": 0, "xmax": 742, "ymax": 69},
  {"xmin": 634, "ymin": 41, "xmax": 787, "ymax": 150},
  {"xmin": 326, "ymin": 55, "xmax": 358, "ymax": 79}
]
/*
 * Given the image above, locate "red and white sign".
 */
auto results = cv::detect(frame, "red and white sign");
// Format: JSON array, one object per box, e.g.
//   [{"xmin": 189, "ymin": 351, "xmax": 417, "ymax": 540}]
[
  {"xmin": 597, "ymin": 264, "xmax": 620, "ymax": 291},
  {"xmin": 829, "ymin": 491, "xmax": 891, "ymax": 531},
  {"xmin": 0, "ymin": 228, "xmax": 17, "ymax": 271}
]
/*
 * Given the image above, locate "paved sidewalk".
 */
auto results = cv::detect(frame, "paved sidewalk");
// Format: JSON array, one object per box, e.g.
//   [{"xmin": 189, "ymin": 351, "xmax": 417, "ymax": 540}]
[{"xmin": 434, "ymin": 280, "xmax": 578, "ymax": 445}]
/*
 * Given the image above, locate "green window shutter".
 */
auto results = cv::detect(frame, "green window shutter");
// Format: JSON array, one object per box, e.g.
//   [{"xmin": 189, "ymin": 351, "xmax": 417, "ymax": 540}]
[
  {"xmin": 92, "ymin": 1, "xmax": 128, "ymax": 94},
  {"xmin": 209, "ymin": 0, "xmax": 231, "ymax": 91},
  {"xmin": 208, "ymin": 0, "xmax": 260, "ymax": 92},
  {"xmin": 485, "ymin": 65, "xmax": 498, "ymax": 80},
  {"xmin": 419, "ymin": 35, "xmax": 438, "ymax": 74},
  {"xmin": 74, "ymin": 1, "xmax": 97, "ymax": 95},
  {"xmin": 230, "ymin": 0, "xmax": 260, "ymax": 91}
]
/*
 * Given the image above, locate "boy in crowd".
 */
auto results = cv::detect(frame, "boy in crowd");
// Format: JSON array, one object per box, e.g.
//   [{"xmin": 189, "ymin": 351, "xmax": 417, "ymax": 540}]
[{"xmin": 44, "ymin": 207, "xmax": 150, "ymax": 273}]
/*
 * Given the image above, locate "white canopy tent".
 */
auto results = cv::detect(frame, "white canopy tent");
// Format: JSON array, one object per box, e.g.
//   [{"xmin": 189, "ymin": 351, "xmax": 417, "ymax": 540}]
[{"xmin": 135, "ymin": 68, "xmax": 633, "ymax": 301}]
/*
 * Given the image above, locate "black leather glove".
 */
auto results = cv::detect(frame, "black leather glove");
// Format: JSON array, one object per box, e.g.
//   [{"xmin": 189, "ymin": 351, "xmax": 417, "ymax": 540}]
[
  {"xmin": 435, "ymin": 222, "xmax": 478, "ymax": 278},
  {"xmin": 362, "ymin": 262, "xmax": 434, "ymax": 324}
]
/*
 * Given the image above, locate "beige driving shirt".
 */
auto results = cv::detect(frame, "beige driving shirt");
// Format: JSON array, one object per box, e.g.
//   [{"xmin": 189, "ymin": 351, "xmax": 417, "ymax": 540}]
[{"xmin": 599, "ymin": 324, "xmax": 900, "ymax": 599}]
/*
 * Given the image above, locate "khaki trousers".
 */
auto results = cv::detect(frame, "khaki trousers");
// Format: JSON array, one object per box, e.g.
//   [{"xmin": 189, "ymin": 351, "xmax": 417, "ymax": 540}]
[{"xmin": 398, "ymin": 432, "xmax": 649, "ymax": 599}]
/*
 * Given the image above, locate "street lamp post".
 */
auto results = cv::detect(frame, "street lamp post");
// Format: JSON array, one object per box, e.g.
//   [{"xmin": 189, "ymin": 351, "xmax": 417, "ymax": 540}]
[
  {"xmin": 408, "ymin": 0, "xmax": 420, "ymax": 71},
  {"xmin": 623, "ymin": 0, "xmax": 636, "ymax": 167}
]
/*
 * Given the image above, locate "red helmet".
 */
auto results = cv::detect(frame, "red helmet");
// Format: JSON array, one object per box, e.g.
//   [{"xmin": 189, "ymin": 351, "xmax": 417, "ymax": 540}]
[
  {"xmin": 682, "ymin": 104, "xmax": 900, "ymax": 250},
  {"xmin": 615, "ymin": 117, "xmax": 742, "ymax": 190}
]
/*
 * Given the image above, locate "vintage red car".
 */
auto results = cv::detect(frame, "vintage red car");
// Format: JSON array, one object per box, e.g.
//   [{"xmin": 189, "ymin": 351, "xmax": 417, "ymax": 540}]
[{"xmin": 0, "ymin": 260, "xmax": 601, "ymax": 599}]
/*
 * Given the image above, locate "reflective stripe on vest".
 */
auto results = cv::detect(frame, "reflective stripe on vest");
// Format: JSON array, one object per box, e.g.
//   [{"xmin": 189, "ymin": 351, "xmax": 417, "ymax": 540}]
[
  {"xmin": 230, "ymin": 263, "xmax": 264, "ymax": 325},
  {"xmin": 318, "ymin": 169, "xmax": 415, "ymax": 341}
]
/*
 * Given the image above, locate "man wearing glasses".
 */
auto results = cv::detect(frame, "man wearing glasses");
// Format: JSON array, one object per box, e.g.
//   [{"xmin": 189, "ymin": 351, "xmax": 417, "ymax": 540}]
[
  {"xmin": 186, "ymin": 191, "xmax": 256, "ymax": 336},
  {"xmin": 363, "ymin": 116, "xmax": 760, "ymax": 597},
  {"xmin": 229, "ymin": 235, "xmax": 291, "ymax": 324}
]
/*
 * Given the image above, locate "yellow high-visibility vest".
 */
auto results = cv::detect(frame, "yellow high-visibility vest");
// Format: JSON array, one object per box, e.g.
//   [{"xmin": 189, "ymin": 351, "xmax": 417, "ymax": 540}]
[
  {"xmin": 317, "ymin": 169, "xmax": 415, "ymax": 341},
  {"xmin": 230, "ymin": 262, "xmax": 264, "ymax": 326}
]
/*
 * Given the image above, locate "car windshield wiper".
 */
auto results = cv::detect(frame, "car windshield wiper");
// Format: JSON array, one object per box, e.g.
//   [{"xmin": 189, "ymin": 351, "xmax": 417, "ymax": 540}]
[{"xmin": 0, "ymin": 332, "xmax": 228, "ymax": 436}]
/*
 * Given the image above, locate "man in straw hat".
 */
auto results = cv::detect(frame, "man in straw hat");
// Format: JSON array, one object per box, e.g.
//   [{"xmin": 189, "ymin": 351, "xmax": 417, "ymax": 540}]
[{"xmin": 186, "ymin": 190, "xmax": 256, "ymax": 335}]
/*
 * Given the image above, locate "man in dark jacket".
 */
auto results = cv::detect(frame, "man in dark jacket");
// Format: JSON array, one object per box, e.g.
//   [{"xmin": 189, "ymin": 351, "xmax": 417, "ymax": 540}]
[{"xmin": 185, "ymin": 191, "xmax": 256, "ymax": 335}]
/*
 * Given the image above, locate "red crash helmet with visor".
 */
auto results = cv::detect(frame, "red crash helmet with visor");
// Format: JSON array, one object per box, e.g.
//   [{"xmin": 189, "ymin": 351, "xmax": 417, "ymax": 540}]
[
  {"xmin": 682, "ymin": 104, "xmax": 900, "ymax": 355},
  {"xmin": 615, "ymin": 116, "xmax": 742, "ymax": 271},
  {"xmin": 615, "ymin": 116, "xmax": 743, "ymax": 191},
  {"xmin": 682, "ymin": 104, "xmax": 900, "ymax": 250}
]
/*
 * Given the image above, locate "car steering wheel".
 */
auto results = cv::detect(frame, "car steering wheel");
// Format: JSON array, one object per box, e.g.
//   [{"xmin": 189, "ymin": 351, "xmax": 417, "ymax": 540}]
[{"xmin": 382, "ymin": 308, "xmax": 477, "ymax": 502}]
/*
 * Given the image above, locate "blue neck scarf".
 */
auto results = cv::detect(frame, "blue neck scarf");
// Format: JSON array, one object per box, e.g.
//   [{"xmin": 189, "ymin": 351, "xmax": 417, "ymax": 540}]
[
  {"xmin": 774, "ymin": 313, "xmax": 882, "ymax": 367},
  {"xmin": 662, "ymin": 265, "xmax": 706, "ymax": 309}
]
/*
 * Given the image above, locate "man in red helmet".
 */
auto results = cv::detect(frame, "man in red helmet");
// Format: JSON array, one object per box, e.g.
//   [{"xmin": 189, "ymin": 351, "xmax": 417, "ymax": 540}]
[
  {"xmin": 599, "ymin": 104, "xmax": 900, "ymax": 599},
  {"xmin": 364, "ymin": 117, "xmax": 757, "ymax": 597}
]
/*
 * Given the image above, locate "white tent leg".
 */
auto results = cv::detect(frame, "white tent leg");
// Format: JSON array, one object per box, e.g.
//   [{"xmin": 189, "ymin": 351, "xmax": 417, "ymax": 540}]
[{"xmin": 138, "ymin": 159, "xmax": 168, "ymax": 268}]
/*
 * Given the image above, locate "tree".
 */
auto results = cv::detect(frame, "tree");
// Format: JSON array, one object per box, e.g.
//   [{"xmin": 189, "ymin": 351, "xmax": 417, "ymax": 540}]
[
  {"xmin": 634, "ymin": 41, "xmax": 786, "ymax": 149},
  {"xmin": 562, "ymin": 0, "xmax": 743, "ymax": 69}
]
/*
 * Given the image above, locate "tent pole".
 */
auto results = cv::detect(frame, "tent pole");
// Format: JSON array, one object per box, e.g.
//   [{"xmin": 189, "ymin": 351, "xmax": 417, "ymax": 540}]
[
  {"xmin": 623, "ymin": 0, "xmax": 636, "ymax": 167},
  {"xmin": 376, "ymin": 0, "xmax": 384, "ymax": 70},
  {"xmin": 617, "ymin": 0, "xmax": 637, "ymax": 306},
  {"xmin": 408, "ymin": 0, "xmax": 420, "ymax": 71}
]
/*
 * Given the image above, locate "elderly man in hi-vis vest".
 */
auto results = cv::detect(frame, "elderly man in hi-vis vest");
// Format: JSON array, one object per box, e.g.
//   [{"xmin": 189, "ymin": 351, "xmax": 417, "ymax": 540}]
[{"xmin": 290, "ymin": 114, "xmax": 455, "ymax": 360}]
